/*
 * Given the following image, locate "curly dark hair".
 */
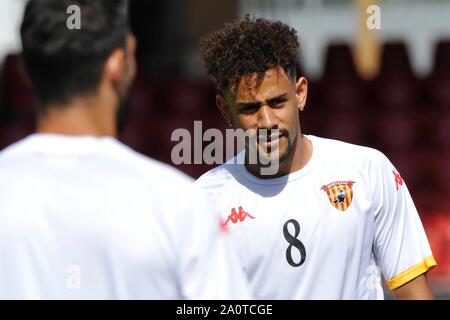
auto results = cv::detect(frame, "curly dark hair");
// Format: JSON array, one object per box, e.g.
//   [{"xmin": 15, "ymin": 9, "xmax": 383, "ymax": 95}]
[{"xmin": 198, "ymin": 15, "xmax": 300, "ymax": 93}]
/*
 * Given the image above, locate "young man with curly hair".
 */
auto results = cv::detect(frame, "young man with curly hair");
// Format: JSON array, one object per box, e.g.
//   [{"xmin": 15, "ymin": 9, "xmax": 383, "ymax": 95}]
[{"xmin": 195, "ymin": 16, "xmax": 436, "ymax": 300}]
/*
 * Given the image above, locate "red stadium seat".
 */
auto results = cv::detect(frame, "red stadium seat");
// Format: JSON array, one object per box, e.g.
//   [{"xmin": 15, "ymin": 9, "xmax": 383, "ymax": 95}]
[
  {"xmin": 305, "ymin": 78, "xmax": 324, "ymax": 112},
  {"xmin": 371, "ymin": 112, "xmax": 422, "ymax": 152},
  {"xmin": 119, "ymin": 110, "xmax": 166, "ymax": 157},
  {"xmin": 323, "ymin": 44, "xmax": 358, "ymax": 77},
  {"xmin": 126, "ymin": 76, "xmax": 159, "ymax": 118},
  {"xmin": 427, "ymin": 111, "xmax": 450, "ymax": 151},
  {"xmin": 426, "ymin": 40, "xmax": 450, "ymax": 108},
  {"xmin": 433, "ymin": 152, "xmax": 450, "ymax": 195},
  {"xmin": 320, "ymin": 44, "xmax": 369, "ymax": 112},
  {"xmin": 432, "ymin": 40, "xmax": 450, "ymax": 74},
  {"xmin": 426, "ymin": 74, "xmax": 450, "ymax": 109},
  {"xmin": 157, "ymin": 80, "xmax": 215, "ymax": 118},
  {"xmin": 301, "ymin": 110, "xmax": 326, "ymax": 138},
  {"xmin": 321, "ymin": 77, "xmax": 368, "ymax": 112},
  {"xmin": 321, "ymin": 112, "xmax": 369, "ymax": 146},
  {"xmin": 373, "ymin": 42, "xmax": 419, "ymax": 111},
  {"xmin": 379, "ymin": 42, "xmax": 416, "ymax": 76}
]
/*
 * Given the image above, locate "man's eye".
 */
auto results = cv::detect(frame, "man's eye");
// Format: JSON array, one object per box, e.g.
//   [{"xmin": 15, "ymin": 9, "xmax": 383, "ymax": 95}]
[
  {"xmin": 271, "ymin": 99, "xmax": 286, "ymax": 107},
  {"xmin": 240, "ymin": 106, "xmax": 258, "ymax": 113}
]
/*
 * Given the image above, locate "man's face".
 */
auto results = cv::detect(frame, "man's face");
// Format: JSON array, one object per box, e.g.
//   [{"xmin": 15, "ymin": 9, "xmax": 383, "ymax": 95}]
[{"xmin": 220, "ymin": 67, "xmax": 306, "ymax": 165}]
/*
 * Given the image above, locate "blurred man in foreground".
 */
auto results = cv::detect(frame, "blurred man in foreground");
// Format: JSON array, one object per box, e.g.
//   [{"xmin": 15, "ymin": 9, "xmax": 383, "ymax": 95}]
[{"xmin": 0, "ymin": 0, "xmax": 250, "ymax": 299}]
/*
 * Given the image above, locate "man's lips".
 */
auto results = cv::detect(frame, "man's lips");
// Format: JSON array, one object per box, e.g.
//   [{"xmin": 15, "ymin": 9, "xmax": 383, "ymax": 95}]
[{"xmin": 258, "ymin": 131, "xmax": 285, "ymax": 147}]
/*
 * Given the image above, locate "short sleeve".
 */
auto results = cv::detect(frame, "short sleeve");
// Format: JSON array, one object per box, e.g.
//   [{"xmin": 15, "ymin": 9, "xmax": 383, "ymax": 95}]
[{"xmin": 370, "ymin": 151, "xmax": 437, "ymax": 290}]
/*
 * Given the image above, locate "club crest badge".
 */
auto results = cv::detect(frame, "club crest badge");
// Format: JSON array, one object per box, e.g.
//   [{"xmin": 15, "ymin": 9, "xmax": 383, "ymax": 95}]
[{"xmin": 321, "ymin": 181, "xmax": 355, "ymax": 211}]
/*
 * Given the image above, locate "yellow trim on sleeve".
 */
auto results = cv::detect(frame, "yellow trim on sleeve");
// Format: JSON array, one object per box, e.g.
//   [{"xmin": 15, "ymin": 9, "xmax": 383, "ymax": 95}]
[{"xmin": 386, "ymin": 256, "xmax": 437, "ymax": 290}]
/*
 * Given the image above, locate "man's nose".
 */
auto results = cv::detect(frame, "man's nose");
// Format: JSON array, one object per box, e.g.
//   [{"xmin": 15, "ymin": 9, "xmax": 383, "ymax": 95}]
[{"xmin": 257, "ymin": 105, "xmax": 277, "ymax": 129}]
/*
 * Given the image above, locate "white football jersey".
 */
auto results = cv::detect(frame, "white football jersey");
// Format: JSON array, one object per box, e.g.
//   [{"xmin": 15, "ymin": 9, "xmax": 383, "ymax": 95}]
[
  {"xmin": 195, "ymin": 135, "xmax": 436, "ymax": 299},
  {"xmin": 0, "ymin": 134, "xmax": 251, "ymax": 299}
]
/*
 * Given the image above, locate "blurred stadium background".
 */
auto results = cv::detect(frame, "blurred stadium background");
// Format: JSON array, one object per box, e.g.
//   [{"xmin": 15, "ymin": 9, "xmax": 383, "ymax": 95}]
[{"xmin": 0, "ymin": 0, "xmax": 449, "ymax": 298}]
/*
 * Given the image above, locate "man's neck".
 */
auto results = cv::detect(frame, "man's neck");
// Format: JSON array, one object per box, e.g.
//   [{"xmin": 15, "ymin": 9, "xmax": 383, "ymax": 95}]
[{"xmin": 37, "ymin": 97, "xmax": 117, "ymax": 138}]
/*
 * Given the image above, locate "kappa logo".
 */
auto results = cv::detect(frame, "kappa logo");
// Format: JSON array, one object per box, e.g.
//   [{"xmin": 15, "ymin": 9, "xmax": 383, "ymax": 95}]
[
  {"xmin": 321, "ymin": 181, "xmax": 355, "ymax": 212},
  {"xmin": 393, "ymin": 170, "xmax": 404, "ymax": 191},
  {"xmin": 222, "ymin": 206, "xmax": 255, "ymax": 227}
]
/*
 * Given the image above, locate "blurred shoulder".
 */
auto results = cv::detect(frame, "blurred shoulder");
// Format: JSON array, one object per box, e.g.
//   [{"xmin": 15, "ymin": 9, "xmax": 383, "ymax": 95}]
[{"xmin": 109, "ymin": 141, "xmax": 195, "ymax": 188}]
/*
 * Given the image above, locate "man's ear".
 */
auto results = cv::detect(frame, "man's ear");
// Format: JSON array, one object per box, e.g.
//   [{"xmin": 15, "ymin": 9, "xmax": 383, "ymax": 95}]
[
  {"xmin": 103, "ymin": 48, "xmax": 126, "ymax": 92},
  {"xmin": 216, "ymin": 94, "xmax": 233, "ymax": 126},
  {"xmin": 295, "ymin": 76, "xmax": 308, "ymax": 111}
]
